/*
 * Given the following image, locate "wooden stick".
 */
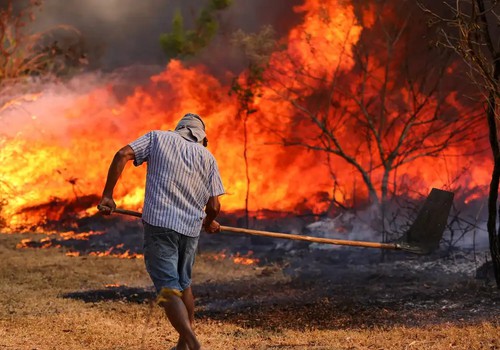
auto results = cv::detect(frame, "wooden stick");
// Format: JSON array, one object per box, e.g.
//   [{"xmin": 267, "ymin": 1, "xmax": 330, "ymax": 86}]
[
  {"xmin": 111, "ymin": 208, "xmax": 142, "ymax": 218},
  {"xmin": 219, "ymin": 225, "xmax": 399, "ymax": 250},
  {"xmin": 109, "ymin": 208, "xmax": 400, "ymax": 250}
]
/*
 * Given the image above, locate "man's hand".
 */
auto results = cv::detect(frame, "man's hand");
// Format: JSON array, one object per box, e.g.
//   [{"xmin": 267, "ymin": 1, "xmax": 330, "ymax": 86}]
[
  {"xmin": 98, "ymin": 197, "xmax": 116, "ymax": 215},
  {"xmin": 203, "ymin": 219, "xmax": 220, "ymax": 234}
]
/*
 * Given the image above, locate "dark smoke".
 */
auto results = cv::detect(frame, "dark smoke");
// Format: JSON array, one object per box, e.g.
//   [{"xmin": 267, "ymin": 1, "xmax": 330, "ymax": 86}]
[{"xmin": 17, "ymin": 0, "xmax": 302, "ymax": 72}]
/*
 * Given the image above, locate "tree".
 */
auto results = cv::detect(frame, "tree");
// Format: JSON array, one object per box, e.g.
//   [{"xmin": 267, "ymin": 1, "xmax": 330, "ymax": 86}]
[
  {"xmin": 421, "ymin": 0, "xmax": 500, "ymax": 287},
  {"xmin": 159, "ymin": 0, "xmax": 232, "ymax": 59},
  {"xmin": 233, "ymin": 1, "xmax": 483, "ymax": 248},
  {"xmin": 230, "ymin": 26, "xmax": 276, "ymax": 227},
  {"xmin": 264, "ymin": 2, "xmax": 480, "ymax": 207}
]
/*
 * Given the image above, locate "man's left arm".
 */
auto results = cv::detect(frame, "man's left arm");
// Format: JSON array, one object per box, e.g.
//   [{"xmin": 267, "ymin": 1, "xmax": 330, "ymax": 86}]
[
  {"xmin": 203, "ymin": 195, "xmax": 221, "ymax": 233},
  {"xmin": 98, "ymin": 145, "xmax": 136, "ymax": 214},
  {"xmin": 203, "ymin": 157, "xmax": 225, "ymax": 233}
]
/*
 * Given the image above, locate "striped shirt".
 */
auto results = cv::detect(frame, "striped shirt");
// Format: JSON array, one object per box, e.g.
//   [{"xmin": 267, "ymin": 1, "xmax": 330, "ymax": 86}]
[{"xmin": 129, "ymin": 131, "xmax": 225, "ymax": 237}]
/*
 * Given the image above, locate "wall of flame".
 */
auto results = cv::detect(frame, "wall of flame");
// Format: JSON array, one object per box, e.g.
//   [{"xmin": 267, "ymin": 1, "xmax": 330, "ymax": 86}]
[{"xmin": 0, "ymin": 0, "xmax": 491, "ymax": 230}]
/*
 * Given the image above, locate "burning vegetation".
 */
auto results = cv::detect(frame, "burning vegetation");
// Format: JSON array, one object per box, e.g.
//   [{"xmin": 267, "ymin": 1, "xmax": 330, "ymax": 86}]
[
  {"xmin": 1, "ymin": 1, "xmax": 490, "ymax": 221},
  {"xmin": 0, "ymin": 0, "xmax": 489, "ymax": 270},
  {"xmin": 0, "ymin": 0, "xmax": 494, "ymax": 263},
  {"xmin": 1, "ymin": 1, "xmax": 500, "ymax": 349}
]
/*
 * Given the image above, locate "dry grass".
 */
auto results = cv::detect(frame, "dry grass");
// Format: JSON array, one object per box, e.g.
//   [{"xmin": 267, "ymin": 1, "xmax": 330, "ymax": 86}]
[
  {"xmin": 0, "ymin": 0, "xmax": 83, "ymax": 83},
  {"xmin": 0, "ymin": 233, "xmax": 499, "ymax": 350}
]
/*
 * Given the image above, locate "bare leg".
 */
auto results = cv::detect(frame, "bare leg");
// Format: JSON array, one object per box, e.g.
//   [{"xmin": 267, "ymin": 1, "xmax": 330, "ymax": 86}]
[
  {"xmin": 176, "ymin": 287, "xmax": 196, "ymax": 350},
  {"xmin": 182, "ymin": 287, "xmax": 195, "ymax": 324},
  {"xmin": 160, "ymin": 292, "xmax": 200, "ymax": 350}
]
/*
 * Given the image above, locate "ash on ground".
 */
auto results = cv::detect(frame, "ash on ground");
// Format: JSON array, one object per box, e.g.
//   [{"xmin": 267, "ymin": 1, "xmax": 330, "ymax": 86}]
[
  {"xmin": 18, "ymin": 207, "xmax": 500, "ymax": 329},
  {"xmin": 195, "ymin": 212, "xmax": 500, "ymax": 330}
]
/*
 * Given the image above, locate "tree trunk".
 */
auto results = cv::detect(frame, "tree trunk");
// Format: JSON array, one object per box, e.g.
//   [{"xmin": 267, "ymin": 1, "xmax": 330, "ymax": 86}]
[
  {"xmin": 381, "ymin": 167, "xmax": 391, "ymax": 206},
  {"xmin": 478, "ymin": 0, "xmax": 500, "ymax": 288},
  {"xmin": 486, "ymin": 93, "xmax": 500, "ymax": 288},
  {"xmin": 243, "ymin": 112, "xmax": 250, "ymax": 228},
  {"xmin": 485, "ymin": 47, "xmax": 500, "ymax": 287}
]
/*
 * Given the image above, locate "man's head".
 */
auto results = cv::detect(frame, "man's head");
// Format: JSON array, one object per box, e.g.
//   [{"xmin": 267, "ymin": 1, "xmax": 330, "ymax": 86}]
[{"xmin": 174, "ymin": 113, "xmax": 208, "ymax": 146}]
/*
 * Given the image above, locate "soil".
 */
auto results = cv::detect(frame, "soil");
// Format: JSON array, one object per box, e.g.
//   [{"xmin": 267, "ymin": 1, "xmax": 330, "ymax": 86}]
[
  {"xmin": 57, "ymin": 213, "xmax": 500, "ymax": 332},
  {"xmin": 14, "ymin": 212, "xmax": 500, "ymax": 335}
]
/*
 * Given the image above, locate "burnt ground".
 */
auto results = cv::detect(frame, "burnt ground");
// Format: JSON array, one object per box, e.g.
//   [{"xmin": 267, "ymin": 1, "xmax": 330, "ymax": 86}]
[
  {"xmin": 60, "ymin": 245, "xmax": 500, "ymax": 332},
  {"xmin": 197, "ymin": 237, "xmax": 500, "ymax": 331},
  {"xmin": 51, "ymin": 212, "xmax": 500, "ymax": 333},
  {"xmin": 196, "ymin": 252, "xmax": 500, "ymax": 331}
]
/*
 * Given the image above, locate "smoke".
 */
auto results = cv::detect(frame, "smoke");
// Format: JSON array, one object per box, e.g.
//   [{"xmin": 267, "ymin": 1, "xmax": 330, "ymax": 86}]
[{"xmin": 21, "ymin": 0, "xmax": 302, "ymax": 72}]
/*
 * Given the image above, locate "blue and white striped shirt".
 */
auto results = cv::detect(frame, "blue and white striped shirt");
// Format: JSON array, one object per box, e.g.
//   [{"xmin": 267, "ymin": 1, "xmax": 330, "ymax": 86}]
[{"xmin": 129, "ymin": 131, "xmax": 225, "ymax": 237}]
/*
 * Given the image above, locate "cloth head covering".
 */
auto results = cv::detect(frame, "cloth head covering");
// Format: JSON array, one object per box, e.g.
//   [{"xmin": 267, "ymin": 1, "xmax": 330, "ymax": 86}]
[{"xmin": 174, "ymin": 113, "xmax": 206, "ymax": 143}]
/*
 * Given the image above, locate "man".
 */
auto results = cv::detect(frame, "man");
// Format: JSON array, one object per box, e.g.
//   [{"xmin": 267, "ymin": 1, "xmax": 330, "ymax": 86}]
[{"xmin": 98, "ymin": 113, "xmax": 224, "ymax": 350}]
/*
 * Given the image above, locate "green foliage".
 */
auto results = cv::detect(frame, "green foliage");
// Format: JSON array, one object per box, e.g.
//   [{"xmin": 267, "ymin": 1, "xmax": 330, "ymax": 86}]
[
  {"xmin": 210, "ymin": 0, "xmax": 232, "ymax": 10},
  {"xmin": 159, "ymin": 10, "xmax": 186, "ymax": 57},
  {"xmin": 159, "ymin": 0, "xmax": 232, "ymax": 58}
]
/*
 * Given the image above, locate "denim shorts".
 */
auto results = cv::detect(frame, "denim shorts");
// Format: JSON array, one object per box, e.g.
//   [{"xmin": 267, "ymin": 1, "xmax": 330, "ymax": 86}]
[{"xmin": 143, "ymin": 221, "xmax": 199, "ymax": 294}]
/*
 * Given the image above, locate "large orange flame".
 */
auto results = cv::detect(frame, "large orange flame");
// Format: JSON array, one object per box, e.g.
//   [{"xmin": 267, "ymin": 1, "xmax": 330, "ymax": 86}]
[{"xmin": 0, "ymin": 0, "xmax": 490, "ymax": 232}]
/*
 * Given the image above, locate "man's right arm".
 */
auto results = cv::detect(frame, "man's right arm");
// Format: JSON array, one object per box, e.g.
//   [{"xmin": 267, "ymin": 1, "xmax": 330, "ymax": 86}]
[
  {"xmin": 203, "ymin": 196, "xmax": 221, "ymax": 233},
  {"xmin": 98, "ymin": 145, "xmax": 135, "ymax": 214}
]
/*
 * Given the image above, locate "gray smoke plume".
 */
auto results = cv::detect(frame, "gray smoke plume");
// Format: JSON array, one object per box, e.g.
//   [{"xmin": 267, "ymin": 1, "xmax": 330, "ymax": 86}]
[{"xmin": 21, "ymin": 0, "xmax": 301, "ymax": 72}]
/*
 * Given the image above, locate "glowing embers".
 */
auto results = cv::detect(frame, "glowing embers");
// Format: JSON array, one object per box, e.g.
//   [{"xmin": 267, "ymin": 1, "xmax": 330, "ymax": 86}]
[
  {"xmin": 64, "ymin": 249, "xmax": 144, "ymax": 259},
  {"xmin": 14, "ymin": 229, "xmax": 144, "ymax": 259},
  {"xmin": 87, "ymin": 247, "xmax": 143, "ymax": 259},
  {"xmin": 232, "ymin": 251, "xmax": 260, "ymax": 265},
  {"xmin": 16, "ymin": 237, "xmax": 58, "ymax": 249},
  {"xmin": 206, "ymin": 249, "xmax": 260, "ymax": 266}
]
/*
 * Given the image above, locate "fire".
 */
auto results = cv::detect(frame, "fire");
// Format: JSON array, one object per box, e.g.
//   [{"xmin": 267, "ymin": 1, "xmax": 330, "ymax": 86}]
[
  {"xmin": 88, "ymin": 249, "xmax": 143, "ymax": 259},
  {"xmin": 0, "ymin": 0, "xmax": 491, "ymax": 234},
  {"xmin": 15, "ymin": 230, "xmax": 143, "ymax": 259},
  {"xmin": 16, "ymin": 236, "xmax": 60, "ymax": 249},
  {"xmin": 59, "ymin": 230, "xmax": 104, "ymax": 240},
  {"xmin": 207, "ymin": 250, "xmax": 259, "ymax": 266},
  {"xmin": 208, "ymin": 250, "xmax": 227, "ymax": 261},
  {"xmin": 232, "ymin": 251, "xmax": 260, "ymax": 266}
]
